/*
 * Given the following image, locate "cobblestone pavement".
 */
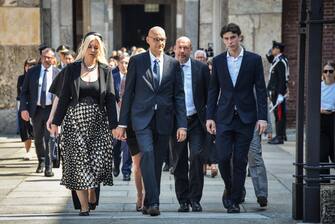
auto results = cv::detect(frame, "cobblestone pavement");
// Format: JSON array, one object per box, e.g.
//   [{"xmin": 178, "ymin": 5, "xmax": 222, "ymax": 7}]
[{"xmin": 0, "ymin": 136, "xmax": 298, "ymax": 224}]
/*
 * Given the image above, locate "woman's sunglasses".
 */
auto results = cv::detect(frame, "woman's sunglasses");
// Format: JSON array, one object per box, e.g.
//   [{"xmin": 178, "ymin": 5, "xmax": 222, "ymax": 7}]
[{"xmin": 323, "ymin": 70, "xmax": 334, "ymax": 74}]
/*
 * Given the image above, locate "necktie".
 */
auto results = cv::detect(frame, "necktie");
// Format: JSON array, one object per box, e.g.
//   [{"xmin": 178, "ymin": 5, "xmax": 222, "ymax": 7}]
[
  {"xmin": 120, "ymin": 75, "xmax": 126, "ymax": 99},
  {"xmin": 40, "ymin": 69, "xmax": 48, "ymax": 108},
  {"xmin": 153, "ymin": 59, "xmax": 160, "ymax": 90}
]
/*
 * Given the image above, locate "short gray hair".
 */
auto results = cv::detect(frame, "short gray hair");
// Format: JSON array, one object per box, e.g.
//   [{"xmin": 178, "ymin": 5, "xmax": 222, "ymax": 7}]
[{"xmin": 194, "ymin": 50, "xmax": 207, "ymax": 59}]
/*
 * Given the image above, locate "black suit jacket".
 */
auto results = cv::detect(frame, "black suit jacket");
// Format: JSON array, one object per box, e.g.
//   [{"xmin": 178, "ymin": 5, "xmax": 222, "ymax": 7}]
[
  {"xmin": 267, "ymin": 57, "xmax": 287, "ymax": 98},
  {"xmin": 207, "ymin": 51, "xmax": 267, "ymax": 125},
  {"xmin": 20, "ymin": 64, "xmax": 60, "ymax": 116},
  {"xmin": 52, "ymin": 61, "xmax": 118, "ymax": 130},
  {"xmin": 119, "ymin": 51, "xmax": 187, "ymax": 135},
  {"xmin": 187, "ymin": 59, "xmax": 210, "ymax": 127}
]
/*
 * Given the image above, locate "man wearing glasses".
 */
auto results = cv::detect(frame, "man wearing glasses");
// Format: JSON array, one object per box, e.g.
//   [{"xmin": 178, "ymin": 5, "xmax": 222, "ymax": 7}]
[{"xmin": 114, "ymin": 26, "xmax": 187, "ymax": 216}]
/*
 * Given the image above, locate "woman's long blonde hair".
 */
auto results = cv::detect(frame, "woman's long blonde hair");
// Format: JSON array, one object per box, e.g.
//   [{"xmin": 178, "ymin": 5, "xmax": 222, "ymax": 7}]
[{"xmin": 75, "ymin": 33, "xmax": 109, "ymax": 65}]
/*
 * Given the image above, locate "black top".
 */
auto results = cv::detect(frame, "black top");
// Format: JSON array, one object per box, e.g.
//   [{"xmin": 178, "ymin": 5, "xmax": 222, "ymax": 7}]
[
  {"xmin": 49, "ymin": 69, "xmax": 65, "ymax": 97},
  {"xmin": 52, "ymin": 61, "xmax": 117, "ymax": 130},
  {"xmin": 17, "ymin": 74, "xmax": 25, "ymax": 101},
  {"xmin": 79, "ymin": 78, "xmax": 100, "ymax": 101}
]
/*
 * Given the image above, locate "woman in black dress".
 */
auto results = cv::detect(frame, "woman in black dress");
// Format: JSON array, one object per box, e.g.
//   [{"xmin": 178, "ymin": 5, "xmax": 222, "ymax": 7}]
[
  {"xmin": 50, "ymin": 32, "xmax": 118, "ymax": 216},
  {"xmin": 17, "ymin": 58, "xmax": 37, "ymax": 160}
]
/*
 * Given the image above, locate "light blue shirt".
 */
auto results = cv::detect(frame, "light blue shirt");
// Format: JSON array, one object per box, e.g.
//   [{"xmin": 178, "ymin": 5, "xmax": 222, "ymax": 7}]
[
  {"xmin": 226, "ymin": 47, "xmax": 244, "ymax": 86},
  {"xmin": 321, "ymin": 81, "xmax": 335, "ymax": 110},
  {"xmin": 181, "ymin": 58, "xmax": 197, "ymax": 116},
  {"xmin": 149, "ymin": 50, "xmax": 163, "ymax": 85},
  {"xmin": 38, "ymin": 65, "xmax": 53, "ymax": 106}
]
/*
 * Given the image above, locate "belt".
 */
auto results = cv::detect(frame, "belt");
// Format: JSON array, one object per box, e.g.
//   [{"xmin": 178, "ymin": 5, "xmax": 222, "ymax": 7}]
[
  {"xmin": 187, "ymin": 113, "xmax": 197, "ymax": 121},
  {"xmin": 37, "ymin": 105, "xmax": 52, "ymax": 109}
]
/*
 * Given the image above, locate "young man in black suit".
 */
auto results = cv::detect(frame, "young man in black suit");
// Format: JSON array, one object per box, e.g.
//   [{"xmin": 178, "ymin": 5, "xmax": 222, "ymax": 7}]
[
  {"xmin": 206, "ymin": 23, "xmax": 268, "ymax": 213},
  {"xmin": 114, "ymin": 26, "xmax": 187, "ymax": 216},
  {"xmin": 20, "ymin": 48, "xmax": 60, "ymax": 177},
  {"xmin": 173, "ymin": 36, "xmax": 210, "ymax": 212}
]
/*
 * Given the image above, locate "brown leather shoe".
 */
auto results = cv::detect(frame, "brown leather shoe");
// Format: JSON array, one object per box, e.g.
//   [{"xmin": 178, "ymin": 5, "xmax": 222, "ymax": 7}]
[{"xmin": 148, "ymin": 204, "xmax": 160, "ymax": 216}]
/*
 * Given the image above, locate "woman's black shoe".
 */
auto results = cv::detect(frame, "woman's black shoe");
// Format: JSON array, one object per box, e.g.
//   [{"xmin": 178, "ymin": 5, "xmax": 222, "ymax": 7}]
[
  {"xmin": 136, "ymin": 203, "xmax": 143, "ymax": 212},
  {"xmin": 79, "ymin": 210, "xmax": 90, "ymax": 216},
  {"xmin": 89, "ymin": 202, "xmax": 97, "ymax": 210}
]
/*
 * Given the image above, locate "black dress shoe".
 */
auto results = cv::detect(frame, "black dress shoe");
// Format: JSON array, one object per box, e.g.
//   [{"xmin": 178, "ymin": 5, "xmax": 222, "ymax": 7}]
[
  {"xmin": 36, "ymin": 163, "xmax": 44, "ymax": 173},
  {"xmin": 44, "ymin": 169, "xmax": 54, "ymax": 177},
  {"xmin": 178, "ymin": 202, "xmax": 190, "ymax": 212},
  {"xmin": 123, "ymin": 174, "xmax": 131, "ymax": 181},
  {"xmin": 257, "ymin": 196, "xmax": 268, "ymax": 207},
  {"xmin": 148, "ymin": 204, "xmax": 160, "ymax": 216},
  {"xmin": 222, "ymin": 189, "xmax": 232, "ymax": 209},
  {"xmin": 268, "ymin": 136, "xmax": 284, "ymax": 144},
  {"xmin": 113, "ymin": 167, "xmax": 120, "ymax": 177},
  {"xmin": 190, "ymin": 201, "xmax": 202, "ymax": 212},
  {"xmin": 142, "ymin": 206, "xmax": 149, "ymax": 215},
  {"xmin": 227, "ymin": 203, "xmax": 240, "ymax": 213},
  {"xmin": 89, "ymin": 202, "xmax": 97, "ymax": 210},
  {"xmin": 79, "ymin": 210, "xmax": 90, "ymax": 216}
]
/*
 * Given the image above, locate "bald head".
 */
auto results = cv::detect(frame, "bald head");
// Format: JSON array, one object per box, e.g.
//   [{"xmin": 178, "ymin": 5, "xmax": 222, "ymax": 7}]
[
  {"xmin": 146, "ymin": 26, "xmax": 167, "ymax": 57},
  {"xmin": 174, "ymin": 36, "xmax": 192, "ymax": 64}
]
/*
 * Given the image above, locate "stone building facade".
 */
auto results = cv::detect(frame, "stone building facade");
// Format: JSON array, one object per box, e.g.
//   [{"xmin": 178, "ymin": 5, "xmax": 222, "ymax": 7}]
[{"xmin": 1, "ymin": 0, "xmax": 334, "ymax": 133}]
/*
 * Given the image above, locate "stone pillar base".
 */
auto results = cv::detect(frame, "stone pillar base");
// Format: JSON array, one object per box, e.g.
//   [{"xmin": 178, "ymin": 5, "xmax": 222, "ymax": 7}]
[{"xmin": 321, "ymin": 183, "xmax": 335, "ymax": 223}]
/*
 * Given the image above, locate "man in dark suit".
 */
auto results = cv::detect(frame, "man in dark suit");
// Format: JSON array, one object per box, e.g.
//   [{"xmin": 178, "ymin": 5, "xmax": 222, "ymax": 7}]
[
  {"xmin": 114, "ymin": 26, "xmax": 187, "ymax": 216},
  {"xmin": 173, "ymin": 36, "xmax": 209, "ymax": 212},
  {"xmin": 266, "ymin": 41, "xmax": 289, "ymax": 144},
  {"xmin": 112, "ymin": 54, "xmax": 133, "ymax": 181},
  {"xmin": 206, "ymin": 23, "xmax": 268, "ymax": 213},
  {"xmin": 20, "ymin": 48, "xmax": 60, "ymax": 177}
]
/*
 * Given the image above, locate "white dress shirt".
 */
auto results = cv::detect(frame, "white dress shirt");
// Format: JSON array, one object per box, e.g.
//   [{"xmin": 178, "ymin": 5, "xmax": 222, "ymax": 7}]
[
  {"xmin": 181, "ymin": 58, "xmax": 197, "ymax": 116},
  {"xmin": 226, "ymin": 47, "xmax": 244, "ymax": 87},
  {"xmin": 149, "ymin": 50, "xmax": 163, "ymax": 85},
  {"xmin": 37, "ymin": 65, "xmax": 53, "ymax": 106}
]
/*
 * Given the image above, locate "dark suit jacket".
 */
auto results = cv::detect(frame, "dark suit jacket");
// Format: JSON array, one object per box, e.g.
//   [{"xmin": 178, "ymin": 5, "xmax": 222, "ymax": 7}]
[
  {"xmin": 119, "ymin": 51, "xmax": 187, "ymax": 135},
  {"xmin": 52, "ymin": 61, "xmax": 118, "ymax": 130},
  {"xmin": 20, "ymin": 64, "xmax": 60, "ymax": 116},
  {"xmin": 207, "ymin": 51, "xmax": 267, "ymax": 125},
  {"xmin": 187, "ymin": 59, "xmax": 210, "ymax": 127},
  {"xmin": 267, "ymin": 56, "xmax": 287, "ymax": 98},
  {"xmin": 112, "ymin": 67, "xmax": 121, "ymax": 103}
]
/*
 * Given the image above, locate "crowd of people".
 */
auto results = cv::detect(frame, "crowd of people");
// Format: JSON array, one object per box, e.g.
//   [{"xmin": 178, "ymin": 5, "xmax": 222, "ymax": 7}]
[{"xmin": 16, "ymin": 22, "xmax": 334, "ymax": 217}]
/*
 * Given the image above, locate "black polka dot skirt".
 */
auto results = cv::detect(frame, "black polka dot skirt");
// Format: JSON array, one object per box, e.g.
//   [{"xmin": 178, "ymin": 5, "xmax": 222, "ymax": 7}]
[{"xmin": 60, "ymin": 97, "xmax": 114, "ymax": 190}]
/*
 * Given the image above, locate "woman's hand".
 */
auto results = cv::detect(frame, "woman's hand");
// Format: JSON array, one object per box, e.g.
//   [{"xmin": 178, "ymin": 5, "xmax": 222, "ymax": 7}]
[{"xmin": 50, "ymin": 124, "xmax": 59, "ymax": 137}]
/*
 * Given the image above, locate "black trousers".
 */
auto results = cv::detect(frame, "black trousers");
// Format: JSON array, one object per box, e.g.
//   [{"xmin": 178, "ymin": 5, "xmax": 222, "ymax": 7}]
[
  {"xmin": 272, "ymin": 98, "xmax": 287, "ymax": 138},
  {"xmin": 31, "ymin": 106, "xmax": 52, "ymax": 168},
  {"xmin": 320, "ymin": 113, "xmax": 335, "ymax": 182},
  {"xmin": 135, "ymin": 114, "xmax": 169, "ymax": 207},
  {"xmin": 173, "ymin": 114, "xmax": 206, "ymax": 204},
  {"xmin": 215, "ymin": 115, "xmax": 255, "ymax": 204}
]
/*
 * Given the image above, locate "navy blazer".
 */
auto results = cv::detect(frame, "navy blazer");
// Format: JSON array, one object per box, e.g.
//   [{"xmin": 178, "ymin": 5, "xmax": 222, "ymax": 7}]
[
  {"xmin": 119, "ymin": 51, "xmax": 187, "ymax": 135},
  {"xmin": 207, "ymin": 51, "xmax": 267, "ymax": 125},
  {"xmin": 20, "ymin": 64, "xmax": 60, "ymax": 116}
]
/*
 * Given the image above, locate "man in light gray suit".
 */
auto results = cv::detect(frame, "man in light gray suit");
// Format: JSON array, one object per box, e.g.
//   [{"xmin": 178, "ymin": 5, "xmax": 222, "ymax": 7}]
[{"xmin": 114, "ymin": 26, "xmax": 187, "ymax": 216}]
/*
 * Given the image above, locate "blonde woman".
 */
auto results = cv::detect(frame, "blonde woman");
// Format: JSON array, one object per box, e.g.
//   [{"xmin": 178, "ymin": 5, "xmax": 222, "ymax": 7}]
[{"xmin": 50, "ymin": 32, "xmax": 117, "ymax": 216}]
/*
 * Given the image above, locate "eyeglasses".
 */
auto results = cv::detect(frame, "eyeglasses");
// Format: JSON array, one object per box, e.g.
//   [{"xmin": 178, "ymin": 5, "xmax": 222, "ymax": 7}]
[
  {"xmin": 149, "ymin": 36, "xmax": 166, "ymax": 42},
  {"xmin": 323, "ymin": 70, "xmax": 334, "ymax": 74}
]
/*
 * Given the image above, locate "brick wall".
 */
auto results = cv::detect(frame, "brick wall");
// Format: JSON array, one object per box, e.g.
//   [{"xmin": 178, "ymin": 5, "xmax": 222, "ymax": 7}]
[{"xmin": 282, "ymin": 0, "xmax": 335, "ymax": 128}]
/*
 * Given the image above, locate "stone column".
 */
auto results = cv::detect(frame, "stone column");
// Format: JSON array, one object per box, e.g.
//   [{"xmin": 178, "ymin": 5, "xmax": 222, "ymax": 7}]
[
  {"xmin": 50, "ymin": 0, "xmax": 60, "ymax": 49},
  {"xmin": 41, "ymin": 0, "xmax": 51, "ymax": 46},
  {"xmin": 212, "ymin": 0, "xmax": 227, "ymax": 55},
  {"xmin": 184, "ymin": 0, "xmax": 199, "ymax": 50},
  {"xmin": 59, "ymin": 0, "xmax": 73, "ymax": 48}
]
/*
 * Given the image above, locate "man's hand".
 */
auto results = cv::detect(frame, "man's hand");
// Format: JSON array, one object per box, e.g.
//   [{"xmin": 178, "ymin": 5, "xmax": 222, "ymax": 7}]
[
  {"xmin": 46, "ymin": 117, "xmax": 53, "ymax": 132},
  {"xmin": 276, "ymin": 94, "xmax": 284, "ymax": 105},
  {"xmin": 256, "ymin": 120, "xmax": 267, "ymax": 135},
  {"xmin": 114, "ymin": 127, "xmax": 127, "ymax": 141},
  {"xmin": 206, "ymin": 120, "xmax": 216, "ymax": 135},
  {"xmin": 21, "ymin": 110, "xmax": 30, "ymax": 122},
  {"xmin": 50, "ymin": 124, "xmax": 59, "ymax": 137},
  {"xmin": 176, "ymin": 128, "xmax": 187, "ymax": 142}
]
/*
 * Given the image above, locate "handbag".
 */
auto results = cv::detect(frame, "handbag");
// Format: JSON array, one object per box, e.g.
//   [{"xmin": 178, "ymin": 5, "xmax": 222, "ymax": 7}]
[{"xmin": 49, "ymin": 135, "xmax": 61, "ymax": 168}]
